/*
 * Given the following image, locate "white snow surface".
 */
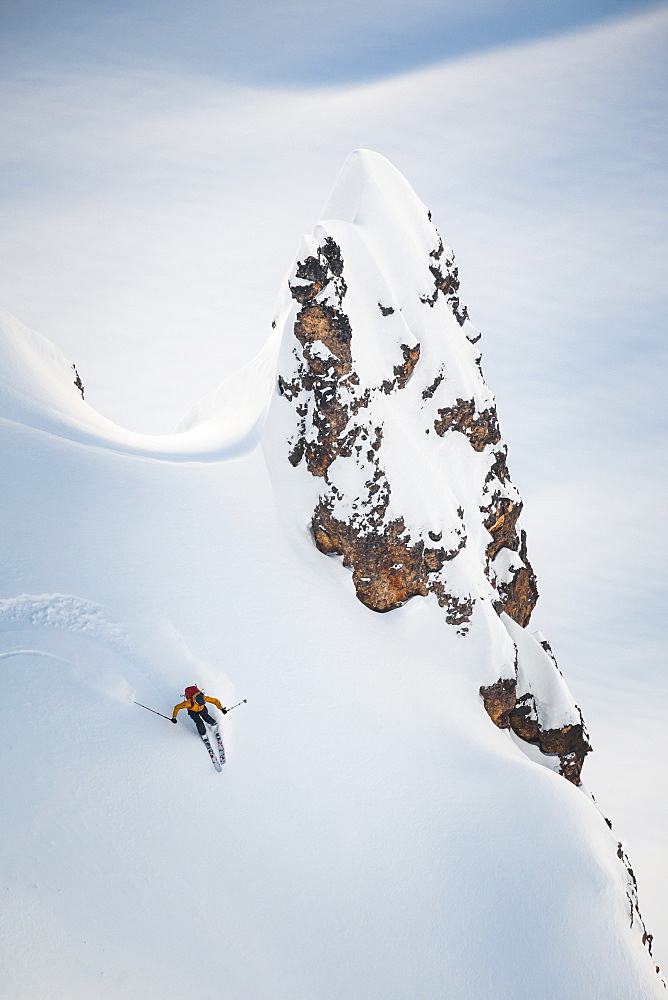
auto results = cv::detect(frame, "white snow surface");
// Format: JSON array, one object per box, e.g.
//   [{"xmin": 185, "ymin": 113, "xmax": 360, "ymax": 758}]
[
  {"xmin": 0, "ymin": 305, "xmax": 276, "ymax": 460},
  {"xmin": 0, "ymin": 152, "xmax": 663, "ymax": 999},
  {"xmin": 503, "ymin": 613, "xmax": 583, "ymax": 732}
]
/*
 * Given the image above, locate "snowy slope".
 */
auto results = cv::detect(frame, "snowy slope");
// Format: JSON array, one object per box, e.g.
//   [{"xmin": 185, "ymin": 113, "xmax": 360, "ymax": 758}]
[
  {"xmin": 0, "ymin": 154, "xmax": 663, "ymax": 1000},
  {"xmin": 0, "ymin": 304, "xmax": 277, "ymax": 460}
]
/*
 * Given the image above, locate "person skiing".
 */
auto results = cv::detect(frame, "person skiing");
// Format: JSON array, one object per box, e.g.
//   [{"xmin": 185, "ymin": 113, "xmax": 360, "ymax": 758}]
[{"xmin": 171, "ymin": 685, "xmax": 227, "ymax": 736}]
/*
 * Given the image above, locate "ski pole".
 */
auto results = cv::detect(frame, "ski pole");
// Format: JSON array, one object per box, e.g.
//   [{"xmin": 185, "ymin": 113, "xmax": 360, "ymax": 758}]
[
  {"xmin": 134, "ymin": 701, "xmax": 173, "ymax": 722},
  {"xmin": 224, "ymin": 699, "xmax": 247, "ymax": 713}
]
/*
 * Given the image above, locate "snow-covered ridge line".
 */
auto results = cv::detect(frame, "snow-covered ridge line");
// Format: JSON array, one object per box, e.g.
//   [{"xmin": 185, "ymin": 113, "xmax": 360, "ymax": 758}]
[
  {"xmin": 262, "ymin": 150, "xmax": 598, "ymax": 786},
  {"xmin": 0, "ymin": 306, "xmax": 280, "ymax": 461},
  {"xmin": 265, "ymin": 150, "xmax": 537, "ymax": 628},
  {"xmin": 260, "ymin": 150, "xmax": 663, "ymax": 978},
  {"xmin": 262, "ymin": 150, "xmax": 597, "ymax": 788}
]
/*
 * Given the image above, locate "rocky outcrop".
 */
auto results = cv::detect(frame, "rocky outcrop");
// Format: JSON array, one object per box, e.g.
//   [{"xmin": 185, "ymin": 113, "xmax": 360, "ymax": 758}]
[
  {"xmin": 478, "ymin": 677, "xmax": 516, "ymax": 729},
  {"xmin": 272, "ymin": 151, "xmax": 587, "ymax": 794},
  {"xmin": 280, "ymin": 232, "xmax": 474, "ymax": 621},
  {"xmin": 266, "ymin": 150, "xmax": 661, "ymax": 986},
  {"xmin": 480, "ymin": 615, "xmax": 592, "ymax": 785},
  {"xmin": 276, "ymin": 210, "xmax": 535, "ymax": 628},
  {"xmin": 617, "ymin": 842, "xmax": 658, "ymax": 964},
  {"xmin": 493, "ymin": 529, "xmax": 539, "ymax": 628},
  {"xmin": 315, "ymin": 509, "xmax": 434, "ymax": 613},
  {"xmin": 72, "ymin": 365, "xmax": 85, "ymax": 399},
  {"xmin": 420, "ymin": 236, "xmax": 470, "ymax": 328},
  {"xmin": 273, "ymin": 151, "xmax": 584, "ymax": 771},
  {"xmin": 480, "ymin": 674, "xmax": 591, "ymax": 784},
  {"xmin": 434, "ymin": 397, "xmax": 500, "ymax": 451}
]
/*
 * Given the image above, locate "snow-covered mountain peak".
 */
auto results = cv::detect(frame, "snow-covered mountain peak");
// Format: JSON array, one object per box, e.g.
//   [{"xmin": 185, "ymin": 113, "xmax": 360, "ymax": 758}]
[
  {"xmin": 256, "ymin": 154, "xmax": 664, "ymax": 988},
  {"xmin": 266, "ymin": 150, "xmax": 534, "ymax": 630},
  {"xmin": 263, "ymin": 152, "xmax": 603, "ymax": 794},
  {"xmin": 318, "ymin": 149, "xmax": 476, "ymax": 342},
  {"xmin": 320, "ymin": 148, "xmax": 435, "ymax": 249}
]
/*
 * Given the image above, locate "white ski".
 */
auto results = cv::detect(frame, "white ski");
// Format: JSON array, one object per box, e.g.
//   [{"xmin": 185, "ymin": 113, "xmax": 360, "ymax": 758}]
[
  {"xmin": 201, "ymin": 733, "xmax": 222, "ymax": 772},
  {"xmin": 213, "ymin": 727, "xmax": 226, "ymax": 766}
]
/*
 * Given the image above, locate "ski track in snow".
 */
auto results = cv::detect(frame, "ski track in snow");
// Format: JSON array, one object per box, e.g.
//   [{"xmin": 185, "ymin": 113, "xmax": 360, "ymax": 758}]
[
  {"xmin": 0, "ymin": 593, "xmax": 135, "ymax": 654},
  {"xmin": 0, "ymin": 593, "xmax": 196, "ymax": 707},
  {"xmin": 0, "ymin": 649, "xmax": 73, "ymax": 664},
  {"xmin": 0, "ymin": 593, "xmax": 142, "ymax": 703},
  {"xmin": 0, "ymin": 592, "xmax": 228, "ymax": 710}
]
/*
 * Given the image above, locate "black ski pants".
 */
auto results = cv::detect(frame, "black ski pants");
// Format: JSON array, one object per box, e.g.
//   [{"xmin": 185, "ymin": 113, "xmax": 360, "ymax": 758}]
[{"xmin": 188, "ymin": 707, "xmax": 217, "ymax": 736}]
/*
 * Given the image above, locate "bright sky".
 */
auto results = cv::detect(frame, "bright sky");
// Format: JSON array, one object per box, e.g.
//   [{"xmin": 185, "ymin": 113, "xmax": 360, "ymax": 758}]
[{"xmin": 1, "ymin": 0, "xmax": 667, "ymax": 969}]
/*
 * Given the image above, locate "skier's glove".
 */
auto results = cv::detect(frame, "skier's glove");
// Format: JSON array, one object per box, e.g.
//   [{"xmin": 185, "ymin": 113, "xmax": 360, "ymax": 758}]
[
  {"xmin": 171, "ymin": 718, "xmax": 177, "ymax": 724},
  {"xmin": 221, "ymin": 708, "xmax": 228, "ymax": 714}
]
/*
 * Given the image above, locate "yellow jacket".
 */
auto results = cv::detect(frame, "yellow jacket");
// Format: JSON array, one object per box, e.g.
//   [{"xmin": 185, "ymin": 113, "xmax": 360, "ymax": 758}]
[{"xmin": 172, "ymin": 695, "xmax": 223, "ymax": 719}]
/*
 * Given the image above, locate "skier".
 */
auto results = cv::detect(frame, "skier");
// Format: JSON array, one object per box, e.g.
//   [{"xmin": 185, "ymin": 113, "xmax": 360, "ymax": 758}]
[
  {"xmin": 171, "ymin": 685, "xmax": 228, "ymax": 769},
  {"xmin": 171, "ymin": 685, "xmax": 227, "ymax": 735}
]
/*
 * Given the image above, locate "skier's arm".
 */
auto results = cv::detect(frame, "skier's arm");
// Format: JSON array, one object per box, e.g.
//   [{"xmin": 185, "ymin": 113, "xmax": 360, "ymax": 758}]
[
  {"xmin": 205, "ymin": 696, "xmax": 224, "ymax": 712},
  {"xmin": 172, "ymin": 701, "xmax": 188, "ymax": 720}
]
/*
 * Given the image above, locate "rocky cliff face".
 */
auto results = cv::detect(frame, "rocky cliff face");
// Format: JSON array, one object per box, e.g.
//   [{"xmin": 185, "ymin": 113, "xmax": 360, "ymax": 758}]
[{"xmin": 269, "ymin": 150, "xmax": 587, "ymax": 781}]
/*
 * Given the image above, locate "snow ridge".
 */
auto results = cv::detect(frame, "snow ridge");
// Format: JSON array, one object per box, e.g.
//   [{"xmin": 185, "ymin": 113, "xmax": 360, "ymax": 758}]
[
  {"xmin": 0, "ymin": 306, "xmax": 278, "ymax": 460},
  {"xmin": 265, "ymin": 150, "xmax": 537, "ymax": 633},
  {"xmin": 261, "ymin": 151, "xmax": 663, "ymax": 984}
]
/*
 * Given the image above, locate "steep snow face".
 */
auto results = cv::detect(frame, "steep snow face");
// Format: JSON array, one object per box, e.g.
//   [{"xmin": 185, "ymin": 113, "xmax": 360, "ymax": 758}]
[
  {"xmin": 0, "ymin": 151, "xmax": 663, "ymax": 999},
  {"xmin": 263, "ymin": 151, "xmax": 593, "ymax": 783},
  {"xmin": 265, "ymin": 150, "xmax": 536, "ymax": 630}
]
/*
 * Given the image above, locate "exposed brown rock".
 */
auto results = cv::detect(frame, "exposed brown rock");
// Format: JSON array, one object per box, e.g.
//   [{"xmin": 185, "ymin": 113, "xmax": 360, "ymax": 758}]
[
  {"xmin": 312, "ymin": 501, "xmax": 464, "ymax": 614},
  {"xmin": 479, "ymin": 677, "xmax": 516, "ymax": 728},
  {"xmin": 280, "ymin": 230, "xmax": 523, "ymax": 633},
  {"xmin": 314, "ymin": 509, "xmax": 427, "ymax": 612},
  {"xmin": 494, "ymin": 530, "xmax": 539, "ymax": 627},
  {"xmin": 508, "ymin": 693, "xmax": 591, "ymax": 784},
  {"xmin": 420, "ymin": 243, "xmax": 469, "ymax": 325},
  {"xmin": 480, "ymin": 675, "xmax": 591, "ymax": 785},
  {"xmin": 282, "ymin": 233, "xmax": 474, "ymax": 622},
  {"xmin": 506, "ymin": 691, "xmax": 540, "ymax": 741},
  {"xmin": 537, "ymin": 635, "xmax": 562, "ymax": 674},
  {"xmin": 381, "ymin": 343, "xmax": 421, "ymax": 394},
  {"xmin": 294, "ymin": 302, "xmax": 352, "ymax": 375},
  {"xmin": 428, "ymin": 585, "xmax": 474, "ymax": 625},
  {"xmin": 485, "ymin": 448, "xmax": 510, "ymax": 485},
  {"xmin": 394, "ymin": 344, "xmax": 421, "ymax": 390},
  {"xmin": 290, "ymin": 236, "xmax": 346, "ymax": 304},
  {"xmin": 539, "ymin": 722, "xmax": 591, "ymax": 784},
  {"xmin": 479, "ymin": 448, "xmax": 538, "ymax": 627},
  {"xmin": 483, "ymin": 495, "xmax": 522, "ymax": 560},
  {"xmin": 422, "ymin": 370, "xmax": 444, "ymax": 400},
  {"xmin": 285, "ymin": 240, "xmax": 356, "ymax": 480},
  {"xmin": 288, "ymin": 438, "xmax": 305, "ymax": 468},
  {"xmin": 434, "ymin": 398, "xmax": 501, "ymax": 452},
  {"xmin": 429, "ymin": 236, "xmax": 444, "ymax": 260}
]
